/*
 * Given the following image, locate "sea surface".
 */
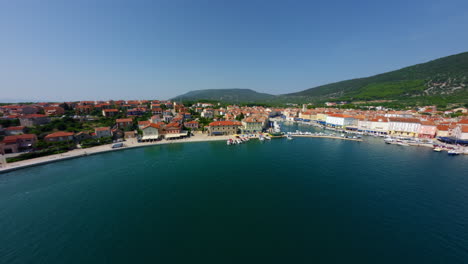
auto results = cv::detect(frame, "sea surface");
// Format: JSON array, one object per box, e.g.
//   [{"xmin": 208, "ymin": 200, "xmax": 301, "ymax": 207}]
[{"xmin": 1, "ymin": 124, "xmax": 468, "ymax": 263}]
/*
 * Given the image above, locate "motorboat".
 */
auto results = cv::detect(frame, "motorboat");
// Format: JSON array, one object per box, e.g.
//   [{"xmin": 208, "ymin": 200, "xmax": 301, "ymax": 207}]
[{"xmin": 448, "ymin": 150, "xmax": 460, "ymax": 155}]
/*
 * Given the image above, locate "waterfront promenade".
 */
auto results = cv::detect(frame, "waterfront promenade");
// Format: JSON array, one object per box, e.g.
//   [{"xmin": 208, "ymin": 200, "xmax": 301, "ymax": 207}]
[{"xmin": 0, "ymin": 134, "xmax": 231, "ymax": 173}]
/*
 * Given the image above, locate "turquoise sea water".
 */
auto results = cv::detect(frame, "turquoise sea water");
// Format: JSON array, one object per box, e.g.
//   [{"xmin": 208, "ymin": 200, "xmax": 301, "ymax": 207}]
[{"xmin": 1, "ymin": 124, "xmax": 468, "ymax": 263}]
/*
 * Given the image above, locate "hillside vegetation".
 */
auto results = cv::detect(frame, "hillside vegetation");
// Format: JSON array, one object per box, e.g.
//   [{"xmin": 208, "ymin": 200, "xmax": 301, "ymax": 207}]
[{"xmin": 172, "ymin": 52, "xmax": 468, "ymax": 106}]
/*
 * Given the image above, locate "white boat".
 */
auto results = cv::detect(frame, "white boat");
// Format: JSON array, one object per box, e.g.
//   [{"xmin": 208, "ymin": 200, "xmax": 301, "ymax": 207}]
[
  {"xmin": 287, "ymin": 135, "xmax": 293, "ymax": 140},
  {"xmin": 264, "ymin": 135, "xmax": 271, "ymax": 140},
  {"xmin": 448, "ymin": 150, "xmax": 460, "ymax": 155},
  {"xmin": 433, "ymin": 147, "xmax": 442, "ymax": 152},
  {"xmin": 259, "ymin": 136, "xmax": 265, "ymax": 141},
  {"xmin": 397, "ymin": 142, "xmax": 409, "ymax": 146}
]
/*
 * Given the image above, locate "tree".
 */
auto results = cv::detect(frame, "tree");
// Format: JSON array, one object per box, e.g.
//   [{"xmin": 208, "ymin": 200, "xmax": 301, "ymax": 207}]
[{"xmin": 236, "ymin": 113, "xmax": 245, "ymax": 121}]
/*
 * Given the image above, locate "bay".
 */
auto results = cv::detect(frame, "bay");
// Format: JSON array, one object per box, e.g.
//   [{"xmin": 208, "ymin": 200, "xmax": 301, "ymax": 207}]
[{"xmin": 1, "ymin": 124, "xmax": 467, "ymax": 263}]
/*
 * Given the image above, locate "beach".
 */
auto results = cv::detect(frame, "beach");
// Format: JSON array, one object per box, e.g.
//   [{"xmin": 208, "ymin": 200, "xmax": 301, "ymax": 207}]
[{"xmin": 0, "ymin": 133, "xmax": 232, "ymax": 173}]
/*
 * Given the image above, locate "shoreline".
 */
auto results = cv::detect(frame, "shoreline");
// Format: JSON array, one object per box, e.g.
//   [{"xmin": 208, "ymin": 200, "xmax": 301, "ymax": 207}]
[{"xmin": 0, "ymin": 134, "xmax": 232, "ymax": 174}]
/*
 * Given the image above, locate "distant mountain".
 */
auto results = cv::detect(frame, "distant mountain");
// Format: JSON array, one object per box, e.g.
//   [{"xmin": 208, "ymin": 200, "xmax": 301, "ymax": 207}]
[
  {"xmin": 283, "ymin": 51, "xmax": 468, "ymax": 104},
  {"xmin": 172, "ymin": 52, "xmax": 468, "ymax": 105},
  {"xmin": 172, "ymin": 88, "xmax": 276, "ymax": 103}
]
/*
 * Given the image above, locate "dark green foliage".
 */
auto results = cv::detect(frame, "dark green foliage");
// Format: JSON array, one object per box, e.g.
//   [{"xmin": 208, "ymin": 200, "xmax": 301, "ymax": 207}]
[
  {"xmin": 7, "ymin": 141, "xmax": 76, "ymax": 163},
  {"xmin": 80, "ymin": 137, "xmax": 112, "ymax": 148},
  {"xmin": 0, "ymin": 119, "xmax": 20, "ymax": 128},
  {"xmin": 29, "ymin": 117, "xmax": 83, "ymax": 138}
]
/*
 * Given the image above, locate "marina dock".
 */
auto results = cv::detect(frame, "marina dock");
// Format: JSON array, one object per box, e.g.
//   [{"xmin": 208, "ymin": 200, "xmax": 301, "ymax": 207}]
[{"xmin": 291, "ymin": 135, "xmax": 363, "ymax": 141}]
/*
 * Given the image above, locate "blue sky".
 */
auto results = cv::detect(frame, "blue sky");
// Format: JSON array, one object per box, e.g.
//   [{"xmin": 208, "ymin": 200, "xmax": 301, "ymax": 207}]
[{"xmin": 1, "ymin": 0, "xmax": 467, "ymax": 101}]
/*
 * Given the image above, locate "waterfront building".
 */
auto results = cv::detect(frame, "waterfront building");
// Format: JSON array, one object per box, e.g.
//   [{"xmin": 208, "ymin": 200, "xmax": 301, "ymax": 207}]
[
  {"xmin": 418, "ymin": 121, "xmax": 437, "ymax": 138},
  {"xmin": 369, "ymin": 117, "xmax": 389, "ymax": 134},
  {"xmin": 208, "ymin": 121, "xmax": 242, "ymax": 136},
  {"xmin": 453, "ymin": 124, "xmax": 468, "ymax": 141},
  {"xmin": 165, "ymin": 122, "xmax": 182, "ymax": 134},
  {"xmin": 436, "ymin": 125, "xmax": 450, "ymax": 137},
  {"xmin": 299, "ymin": 111, "xmax": 317, "ymax": 121},
  {"xmin": 241, "ymin": 116, "xmax": 267, "ymax": 133},
  {"xmin": 141, "ymin": 124, "xmax": 161, "ymax": 141},
  {"xmin": 325, "ymin": 114, "xmax": 355, "ymax": 128},
  {"xmin": 44, "ymin": 132, "xmax": 75, "ymax": 143},
  {"xmin": 95, "ymin": 127, "xmax": 112, "ymax": 138},
  {"xmin": 388, "ymin": 117, "xmax": 421, "ymax": 137},
  {"xmin": 19, "ymin": 114, "xmax": 51, "ymax": 127}
]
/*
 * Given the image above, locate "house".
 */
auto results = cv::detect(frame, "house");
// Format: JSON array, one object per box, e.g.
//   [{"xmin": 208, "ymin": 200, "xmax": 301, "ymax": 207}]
[
  {"xmin": 95, "ymin": 127, "xmax": 112, "ymax": 138},
  {"xmin": 75, "ymin": 105, "xmax": 94, "ymax": 114},
  {"xmin": 102, "ymin": 109, "xmax": 119, "ymax": 117},
  {"xmin": 208, "ymin": 121, "xmax": 242, "ymax": 136},
  {"xmin": 141, "ymin": 123, "xmax": 161, "ymax": 141},
  {"xmin": 74, "ymin": 132, "xmax": 92, "ymax": 142},
  {"xmin": 4, "ymin": 126, "xmax": 26, "ymax": 136},
  {"xmin": 19, "ymin": 114, "xmax": 51, "ymax": 127},
  {"xmin": 201, "ymin": 109, "xmax": 214, "ymax": 118},
  {"xmin": 152, "ymin": 107, "xmax": 163, "ymax": 115},
  {"xmin": 116, "ymin": 118, "xmax": 133, "ymax": 129},
  {"xmin": 44, "ymin": 106, "xmax": 65, "ymax": 116},
  {"xmin": 183, "ymin": 112, "xmax": 191, "ymax": 120},
  {"xmin": 127, "ymin": 107, "xmax": 147, "ymax": 116},
  {"xmin": 388, "ymin": 117, "xmax": 421, "ymax": 137},
  {"xmin": 184, "ymin": 121, "xmax": 199, "ymax": 129},
  {"xmin": 1, "ymin": 134, "xmax": 37, "ymax": 153},
  {"xmin": 150, "ymin": 115, "xmax": 162, "ymax": 123},
  {"xmin": 44, "ymin": 131, "xmax": 75, "ymax": 142}
]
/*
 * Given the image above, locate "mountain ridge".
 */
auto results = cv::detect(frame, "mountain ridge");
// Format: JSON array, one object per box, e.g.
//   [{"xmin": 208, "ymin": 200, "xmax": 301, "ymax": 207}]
[{"xmin": 172, "ymin": 51, "xmax": 468, "ymax": 105}]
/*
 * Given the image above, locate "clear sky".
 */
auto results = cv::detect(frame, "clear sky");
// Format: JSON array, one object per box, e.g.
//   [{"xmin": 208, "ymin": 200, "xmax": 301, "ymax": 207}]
[{"xmin": 1, "ymin": 0, "xmax": 467, "ymax": 102}]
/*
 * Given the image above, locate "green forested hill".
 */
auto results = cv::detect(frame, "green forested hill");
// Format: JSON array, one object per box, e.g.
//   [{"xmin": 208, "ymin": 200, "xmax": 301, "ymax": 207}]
[
  {"xmin": 172, "ymin": 88, "xmax": 275, "ymax": 103},
  {"xmin": 283, "ymin": 51, "xmax": 468, "ymax": 104},
  {"xmin": 172, "ymin": 52, "xmax": 468, "ymax": 106}
]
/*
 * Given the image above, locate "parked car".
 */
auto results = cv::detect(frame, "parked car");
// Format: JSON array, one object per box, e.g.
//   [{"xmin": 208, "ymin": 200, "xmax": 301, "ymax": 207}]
[{"xmin": 112, "ymin": 143, "xmax": 124, "ymax": 149}]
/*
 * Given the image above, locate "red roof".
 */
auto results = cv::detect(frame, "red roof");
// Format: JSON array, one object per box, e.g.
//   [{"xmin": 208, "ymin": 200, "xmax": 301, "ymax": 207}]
[
  {"xmin": 116, "ymin": 118, "xmax": 133, "ymax": 123},
  {"xmin": 388, "ymin": 117, "xmax": 420, "ymax": 123},
  {"xmin": 5, "ymin": 126, "xmax": 25, "ymax": 131},
  {"xmin": 138, "ymin": 121, "xmax": 151, "ymax": 126},
  {"xmin": 209, "ymin": 121, "xmax": 242, "ymax": 126},
  {"xmin": 143, "ymin": 123, "xmax": 161, "ymax": 129},
  {"xmin": 103, "ymin": 109, "xmax": 119, "ymax": 112},
  {"xmin": 166, "ymin": 122, "xmax": 181, "ymax": 128},
  {"xmin": 44, "ymin": 131, "xmax": 74, "ymax": 139},
  {"xmin": 2, "ymin": 134, "xmax": 37, "ymax": 144},
  {"xmin": 21, "ymin": 114, "xmax": 47, "ymax": 119},
  {"xmin": 95, "ymin": 127, "xmax": 111, "ymax": 132}
]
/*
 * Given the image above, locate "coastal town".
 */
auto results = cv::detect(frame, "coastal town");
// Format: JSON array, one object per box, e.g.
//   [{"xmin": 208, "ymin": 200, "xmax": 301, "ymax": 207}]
[{"xmin": 0, "ymin": 100, "xmax": 467, "ymax": 170}]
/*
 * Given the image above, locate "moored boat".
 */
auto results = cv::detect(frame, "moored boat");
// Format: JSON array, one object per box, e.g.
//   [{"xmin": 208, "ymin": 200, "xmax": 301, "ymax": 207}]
[{"xmin": 448, "ymin": 150, "xmax": 460, "ymax": 155}]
